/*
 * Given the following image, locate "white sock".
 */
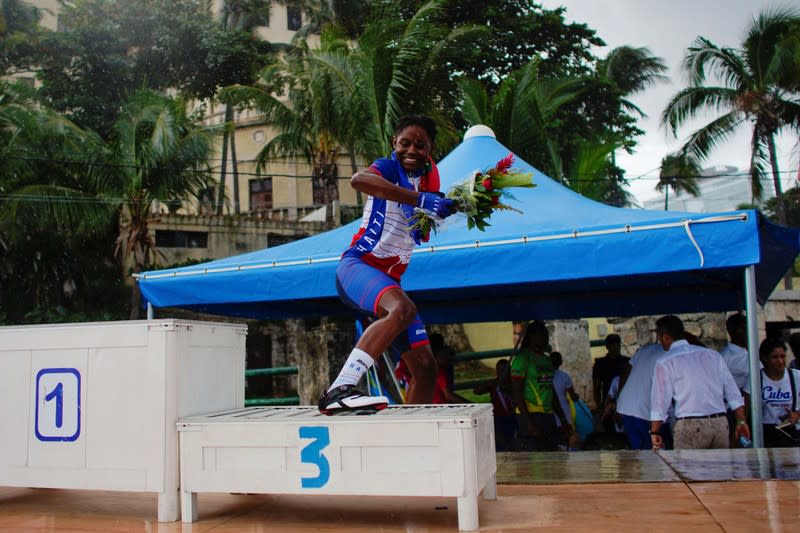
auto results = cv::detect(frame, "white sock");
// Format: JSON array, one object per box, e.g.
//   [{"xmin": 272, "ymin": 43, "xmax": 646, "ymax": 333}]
[{"xmin": 328, "ymin": 348, "xmax": 375, "ymax": 391}]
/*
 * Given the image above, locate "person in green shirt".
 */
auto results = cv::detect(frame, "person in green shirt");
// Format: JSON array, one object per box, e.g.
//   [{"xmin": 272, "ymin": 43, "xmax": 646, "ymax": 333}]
[{"xmin": 511, "ymin": 320, "xmax": 572, "ymax": 450}]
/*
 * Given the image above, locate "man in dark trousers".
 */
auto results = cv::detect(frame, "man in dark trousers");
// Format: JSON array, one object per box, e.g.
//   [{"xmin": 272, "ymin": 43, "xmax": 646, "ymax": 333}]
[{"xmin": 593, "ymin": 333, "xmax": 629, "ymax": 432}]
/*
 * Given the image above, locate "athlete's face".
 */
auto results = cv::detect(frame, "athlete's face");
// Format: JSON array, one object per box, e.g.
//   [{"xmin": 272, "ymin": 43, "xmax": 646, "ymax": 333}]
[
  {"xmin": 763, "ymin": 347, "xmax": 787, "ymax": 374},
  {"xmin": 393, "ymin": 125, "xmax": 433, "ymax": 172}
]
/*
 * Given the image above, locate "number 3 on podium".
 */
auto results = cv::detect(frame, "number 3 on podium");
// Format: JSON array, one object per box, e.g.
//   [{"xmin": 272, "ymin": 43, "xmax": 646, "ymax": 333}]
[{"xmin": 299, "ymin": 426, "xmax": 330, "ymax": 488}]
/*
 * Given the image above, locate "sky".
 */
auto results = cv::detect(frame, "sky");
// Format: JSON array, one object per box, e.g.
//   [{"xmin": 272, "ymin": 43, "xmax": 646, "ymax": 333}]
[{"xmin": 538, "ymin": 0, "xmax": 799, "ymax": 204}]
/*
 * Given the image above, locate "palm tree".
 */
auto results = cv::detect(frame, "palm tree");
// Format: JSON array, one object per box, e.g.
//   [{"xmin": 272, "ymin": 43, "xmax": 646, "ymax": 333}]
[
  {"xmin": 216, "ymin": 0, "xmax": 279, "ymax": 215},
  {"xmin": 333, "ymin": 0, "xmax": 478, "ymax": 160},
  {"xmin": 655, "ymin": 152, "xmax": 701, "ymax": 210},
  {"xmin": 601, "ymin": 46, "xmax": 669, "ymax": 118},
  {"xmin": 1, "ymin": 87, "xmax": 214, "ymax": 319},
  {"xmin": 661, "ymin": 8, "xmax": 800, "ymax": 225},
  {"xmin": 222, "ymin": 29, "xmax": 354, "ymax": 223},
  {"xmin": 224, "ymin": 0, "xmax": 474, "ymax": 220},
  {"xmin": 598, "ymin": 46, "xmax": 668, "ymax": 170},
  {"xmin": 0, "ymin": 83, "xmax": 118, "ymax": 316},
  {"xmin": 100, "ymin": 90, "xmax": 215, "ymax": 317},
  {"xmin": 565, "ymin": 141, "xmax": 636, "ymax": 207},
  {"xmin": 459, "ymin": 60, "xmax": 588, "ymax": 182}
]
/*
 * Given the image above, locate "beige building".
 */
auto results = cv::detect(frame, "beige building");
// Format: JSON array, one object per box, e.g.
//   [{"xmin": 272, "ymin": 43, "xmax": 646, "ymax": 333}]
[{"xmin": 18, "ymin": 1, "xmax": 360, "ymax": 262}]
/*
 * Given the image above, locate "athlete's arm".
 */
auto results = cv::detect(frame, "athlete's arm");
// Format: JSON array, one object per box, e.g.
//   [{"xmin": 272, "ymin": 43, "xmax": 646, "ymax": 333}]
[{"xmin": 351, "ymin": 170, "xmax": 419, "ymax": 205}]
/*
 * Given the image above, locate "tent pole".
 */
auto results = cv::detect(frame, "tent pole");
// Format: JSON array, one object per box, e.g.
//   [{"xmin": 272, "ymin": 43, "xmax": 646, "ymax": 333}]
[{"xmin": 744, "ymin": 265, "xmax": 763, "ymax": 447}]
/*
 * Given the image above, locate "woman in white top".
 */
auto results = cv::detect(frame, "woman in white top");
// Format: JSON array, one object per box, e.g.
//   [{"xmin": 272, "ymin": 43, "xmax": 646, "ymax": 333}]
[{"xmin": 744, "ymin": 338, "xmax": 800, "ymax": 447}]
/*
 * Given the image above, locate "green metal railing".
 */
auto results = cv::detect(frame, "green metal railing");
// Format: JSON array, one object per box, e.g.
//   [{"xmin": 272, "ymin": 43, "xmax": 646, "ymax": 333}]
[
  {"xmin": 244, "ymin": 366, "xmax": 300, "ymax": 406},
  {"xmin": 244, "ymin": 341, "xmax": 606, "ymax": 405},
  {"xmin": 245, "ymin": 366, "xmax": 298, "ymax": 378}
]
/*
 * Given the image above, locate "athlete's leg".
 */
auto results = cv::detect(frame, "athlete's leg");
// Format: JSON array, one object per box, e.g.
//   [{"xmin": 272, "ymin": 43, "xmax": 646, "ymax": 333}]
[
  {"xmin": 320, "ymin": 258, "xmax": 412, "ymax": 414},
  {"xmin": 357, "ymin": 287, "xmax": 417, "ymax": 357}
]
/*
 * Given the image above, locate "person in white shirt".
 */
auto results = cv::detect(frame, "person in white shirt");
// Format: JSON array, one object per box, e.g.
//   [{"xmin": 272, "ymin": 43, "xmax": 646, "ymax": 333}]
[
  {"xmin": 719, "ymin": 313, "xmax": 749, "ymax": 390},
  {"xmin": 649, "ymin": 315, "xmax": 750, "ymax": 450},
  {"xmin": 744, "ymin": 337, "xmax": 800, "ymax": 447},
  {"xmin": 617, "ymin": 343, "xmax": 671, "ymax": 449}
]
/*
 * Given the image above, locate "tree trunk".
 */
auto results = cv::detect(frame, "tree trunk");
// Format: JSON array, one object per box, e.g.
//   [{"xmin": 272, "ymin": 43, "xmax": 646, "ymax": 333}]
[
  {"xmin": 768, "ymin": 135, "xmax": 792, "ymax": 289},
  {"xmin": 216, "ymin": 105, "xmax": 233, "ymax": 215},
  {"xmin": 664, "ymin": 187, "xmax": 669, "ymax": 211},
  {"xmin": 230, "ymin": 116, "xmax": 240, "ymax": 215},
  {"xmin": 315, "ymin": 148, "xmax": 339, "ymax": 225},
  {"xmin": 128, "ymin": 240, "xmax": 144, "ymax": 320}
]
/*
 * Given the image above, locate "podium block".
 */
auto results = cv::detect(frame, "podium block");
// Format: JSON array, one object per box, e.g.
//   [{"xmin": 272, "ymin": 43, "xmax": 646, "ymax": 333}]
[
  {"xmin": 0, "ymin": 319, "xmax": 246, "ymax": 521},
  {"xmin": 178, "ymin": 404, "xmax": 496, "ymax": 531}
]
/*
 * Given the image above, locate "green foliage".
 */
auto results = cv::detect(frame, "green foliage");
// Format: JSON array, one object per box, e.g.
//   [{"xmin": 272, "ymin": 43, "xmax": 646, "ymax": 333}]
[
  {"xmin": 0, "ymin": 84, "xmax": 214, "ymax": 320},
  {"xmin": 0, "ymin": 0, "xmax": 42, "ymax": 75},
  {"xmin": 655, "ymin": 151, "xmax": 702, "ymax": 210},
  {"xmin": 762, "ymin": 187, "xmax": 800, "ymax": 228},
  {"xmin": 32, "ymin": 0, "xmax": 272, "ymax": 138},
  {"xmin": 661, "ymin": 7, "xmax": 800, "ymax": 209}
]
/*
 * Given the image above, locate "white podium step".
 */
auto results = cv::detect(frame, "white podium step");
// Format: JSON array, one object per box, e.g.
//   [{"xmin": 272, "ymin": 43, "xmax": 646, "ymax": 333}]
[{"xmin": 178, "ymin": 404, "xmax": 497, "ymax": 531}]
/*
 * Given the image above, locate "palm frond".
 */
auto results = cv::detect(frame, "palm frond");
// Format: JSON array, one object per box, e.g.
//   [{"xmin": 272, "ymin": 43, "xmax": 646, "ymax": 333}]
[
  {"xmin": 681, "ymin": 111, "xmax": 744, "ymax": 163},
  {"xmin": 744, "ymin": 7, "xmax": 800, "ymax": 86},
  {"xmin": 684, "ymin": 37, "xmax": 751, "ymax": 89},
  {"xmin": 603, "ymin": 46, "xmax": 669, "ymax": 94},
  {"xmin": 656, "ymin": 151, "xmax": 702, "ymax": 197},
  {"xmin": 661, "ymin": 86, "xmax": 740, "ymax": 136},
  {"xmin": 457, "ymin": 78, "xmax": 489, "ymax": 126}
]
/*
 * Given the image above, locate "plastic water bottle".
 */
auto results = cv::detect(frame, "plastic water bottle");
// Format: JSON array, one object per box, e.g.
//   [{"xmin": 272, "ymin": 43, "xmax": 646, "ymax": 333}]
[{"xmin": 738, "ymin": 435, "xmax": 753, "ymax": 448}]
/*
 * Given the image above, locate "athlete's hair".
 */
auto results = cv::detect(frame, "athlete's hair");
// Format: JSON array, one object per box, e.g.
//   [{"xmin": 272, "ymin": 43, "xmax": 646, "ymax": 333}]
[
  {"xmin": 395, "ymin": 115, "xmax": 437, "ymax": 143},
  {"xmin": 549, "ymin": 351, "xmax": 563, "ymax": 369},
  {"xmin": 759, "ymin": 337, "xmax": 786, "ymax": 363}
]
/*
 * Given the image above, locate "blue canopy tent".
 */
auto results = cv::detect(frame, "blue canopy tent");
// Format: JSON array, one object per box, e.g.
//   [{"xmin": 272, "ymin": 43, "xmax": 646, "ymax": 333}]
[
  {"xmin": 137, "ymin": 126, "xmax": 800, "ymax": 446},
  {"xmin": 138, "ymin": 126, "xmax": 798, "ymax": 323}
]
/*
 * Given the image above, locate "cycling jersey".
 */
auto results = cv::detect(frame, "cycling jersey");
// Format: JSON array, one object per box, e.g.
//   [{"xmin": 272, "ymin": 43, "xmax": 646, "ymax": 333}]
[{"xmin": 343, "ymin": 152, "xmax": 440, "ymax": 280}]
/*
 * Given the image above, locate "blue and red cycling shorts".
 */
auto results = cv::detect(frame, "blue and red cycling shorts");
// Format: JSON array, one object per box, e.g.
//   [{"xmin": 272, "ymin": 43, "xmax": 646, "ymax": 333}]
[{"xmin": 336, "ymin": 255, "xmax": 429, "ymax": 355}]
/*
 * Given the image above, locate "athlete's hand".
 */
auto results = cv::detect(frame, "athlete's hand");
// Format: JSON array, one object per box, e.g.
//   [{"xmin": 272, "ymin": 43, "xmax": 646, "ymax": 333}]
[{"xmin": 416, "ymin": 192, "xmax": 456, "ymax": 218}]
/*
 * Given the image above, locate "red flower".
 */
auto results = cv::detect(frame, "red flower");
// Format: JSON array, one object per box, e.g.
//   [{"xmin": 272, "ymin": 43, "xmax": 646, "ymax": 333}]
[
  {"xmin": 491, "ymin": 195, "xmax": 500, "ymax": 206},
  {"xmin": 495, "ymin": 153, "xmax": 515, "ymax": 173},
  {"xmin": 482, "ymin": 178, "xmax": 493, "ymax": 190}
]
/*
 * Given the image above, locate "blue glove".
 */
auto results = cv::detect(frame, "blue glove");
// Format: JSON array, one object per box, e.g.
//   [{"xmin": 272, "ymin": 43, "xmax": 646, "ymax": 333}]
[{"xmin": 416, "ymin": 192, "xmax": 456, "ymax": 218}]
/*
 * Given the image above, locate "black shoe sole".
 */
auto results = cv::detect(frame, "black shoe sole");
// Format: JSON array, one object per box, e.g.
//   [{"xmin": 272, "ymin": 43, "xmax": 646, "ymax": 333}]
[{"xmin": 320, "ymin": 403, "xmax": 388, "ymax": 416}]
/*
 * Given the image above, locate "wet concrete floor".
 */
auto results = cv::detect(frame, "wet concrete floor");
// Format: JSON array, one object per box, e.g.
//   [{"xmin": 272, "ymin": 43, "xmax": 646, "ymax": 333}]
[{"xmin": 1, "ymin": 448, "xmax": 798, "ymax": 532}]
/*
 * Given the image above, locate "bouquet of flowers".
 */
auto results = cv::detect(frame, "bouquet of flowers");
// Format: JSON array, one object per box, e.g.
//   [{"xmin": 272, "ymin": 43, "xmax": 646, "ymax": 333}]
[{"xmin": 412, "ymin": 153, "xmax": 534, "ymax": 234}]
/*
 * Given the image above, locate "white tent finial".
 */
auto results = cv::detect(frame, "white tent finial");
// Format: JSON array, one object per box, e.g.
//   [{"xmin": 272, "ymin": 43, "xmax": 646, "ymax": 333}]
[{"xmin": 464, "ymin": 124, "xmax": 496, "ymax": 140}]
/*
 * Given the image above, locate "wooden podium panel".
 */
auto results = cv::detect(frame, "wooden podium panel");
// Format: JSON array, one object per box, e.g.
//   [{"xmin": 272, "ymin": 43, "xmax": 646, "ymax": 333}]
[{"xmin": 178, "ymin": 404, "xmax": 496, "ymax": 531}]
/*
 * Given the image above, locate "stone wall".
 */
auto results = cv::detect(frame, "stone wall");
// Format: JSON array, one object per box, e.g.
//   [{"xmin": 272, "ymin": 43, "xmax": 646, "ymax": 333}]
[
  {"xmin": 609, "ymin": 313, "xmax": 729, "ymax": 355},
  {"xmin": 160, "ymin": 291, "xmax": 800, "ymax": 405},
  {"xmin": 549, "ymin": 320, "xmax": 593, "ymax": 402}
]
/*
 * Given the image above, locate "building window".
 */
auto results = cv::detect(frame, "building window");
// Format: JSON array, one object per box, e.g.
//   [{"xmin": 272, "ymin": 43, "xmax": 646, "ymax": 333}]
[
  {"xmin": 287, "ymin": 6, "xmax": 302, "ymax": 31},
  {"xmin": 252, "ymin": 130, "xmax": 265, "ymax": 144},
  {"xmin": 249, "ymin": 177, "xmax": 273, "ymax": 211},
  {"xmin": 155, "ymin": 230, "xmax": 208, "ymax": 248}
]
